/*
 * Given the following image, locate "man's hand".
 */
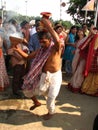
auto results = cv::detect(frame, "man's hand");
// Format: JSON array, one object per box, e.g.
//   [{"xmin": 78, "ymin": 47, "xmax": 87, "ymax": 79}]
[{"xmin": 13, "ymin": 45, "xmax": 28, "ymax": 58}]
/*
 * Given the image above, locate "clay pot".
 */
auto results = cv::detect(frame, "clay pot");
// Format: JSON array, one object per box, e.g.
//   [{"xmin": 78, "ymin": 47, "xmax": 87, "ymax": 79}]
[
  {"xmin": 9, "ymin": 36, "xmax": 23, "ymax": 47},
  {"xmin": 40, "ymin": 12, "xmax": 52, "ymax": 19}
]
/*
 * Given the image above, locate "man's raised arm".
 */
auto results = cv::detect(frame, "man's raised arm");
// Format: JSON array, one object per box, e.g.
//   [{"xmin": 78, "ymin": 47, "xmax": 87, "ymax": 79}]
[{"xmin": 41, "ymin": 18, "xmax": 60, "ymax": 47}]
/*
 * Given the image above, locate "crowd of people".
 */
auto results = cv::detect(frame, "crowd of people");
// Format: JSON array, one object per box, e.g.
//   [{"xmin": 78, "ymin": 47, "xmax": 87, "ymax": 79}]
[{"xmin": 0, "ymin": 13, "xmax": 98, "ymax": 122}]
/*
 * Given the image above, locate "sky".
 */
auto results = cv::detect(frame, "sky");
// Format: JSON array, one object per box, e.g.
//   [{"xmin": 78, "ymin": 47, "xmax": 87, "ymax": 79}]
[{"xmin": 1, "ymin": 0, "xmax": 73, "ymax": 21}]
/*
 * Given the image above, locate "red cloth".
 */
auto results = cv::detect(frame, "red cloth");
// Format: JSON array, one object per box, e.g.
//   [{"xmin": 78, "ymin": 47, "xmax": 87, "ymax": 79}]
[
  {"xmin": 0, "ymin": 49, "xmax": 2, "ymax": 58},
  {"xmin": 84, "ymin": 34, "xmax": 98, "ymax": 76},
  {"xmin": 79, "ymin": 34, "xmax": 98, "ymax": 76}
]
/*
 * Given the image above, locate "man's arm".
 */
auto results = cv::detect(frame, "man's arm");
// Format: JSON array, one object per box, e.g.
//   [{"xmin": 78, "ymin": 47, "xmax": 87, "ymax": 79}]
[
  {"xmin": 13, "ymin": 46, "xmax": 38, "ymax": 60},
  {"xmin": 13, "ymin": 47, "xmax": 28, "ymax": 58},
  {"xmin": 41, "ymin": 18, "xmax": 61, "ymax": 48}
]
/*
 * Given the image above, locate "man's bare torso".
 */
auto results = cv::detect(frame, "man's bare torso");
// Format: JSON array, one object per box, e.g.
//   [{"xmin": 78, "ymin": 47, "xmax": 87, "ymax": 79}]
[{"xmin": 42, "ymin": 46, "xmax": 62, "ymax": 73}]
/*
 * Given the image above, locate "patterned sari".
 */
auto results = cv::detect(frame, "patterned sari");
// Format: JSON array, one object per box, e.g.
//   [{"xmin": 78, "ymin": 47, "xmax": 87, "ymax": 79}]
[{"xmin": 0, "ymin": 48, "xmax": 9, "ymax": 91}]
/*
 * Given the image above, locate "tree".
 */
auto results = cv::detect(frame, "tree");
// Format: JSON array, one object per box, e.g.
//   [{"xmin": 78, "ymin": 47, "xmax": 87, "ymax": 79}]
[
  {"xmin": 54, "ymin": 20, "xmax": 73, "ymax": 29},
  {"xmin": 67, "ymin": 0, "xmax": 95, "ymax": 26}
]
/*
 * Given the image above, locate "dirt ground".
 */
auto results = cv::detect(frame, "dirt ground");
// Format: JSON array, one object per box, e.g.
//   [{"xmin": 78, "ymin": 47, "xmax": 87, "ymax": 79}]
[{"xmin": 0, "ymin": 72, "xmax": 98, "ymax": 130}]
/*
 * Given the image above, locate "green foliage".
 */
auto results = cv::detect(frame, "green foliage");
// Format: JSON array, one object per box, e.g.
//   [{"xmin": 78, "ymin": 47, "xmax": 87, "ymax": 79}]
[{"xmin": 67, "ymin": 0, "xmax": 95, "ymax": 25}]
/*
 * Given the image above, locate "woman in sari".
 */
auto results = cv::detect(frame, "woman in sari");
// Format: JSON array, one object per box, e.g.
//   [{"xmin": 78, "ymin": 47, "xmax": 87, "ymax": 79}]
[
  {"xmin": 67, "ymin": 28, "xmax": 86, "ymax": 92},
  {"xmin": 0, "ymin": 35, "xmax": 9, "ymax": 91},
  {"xmin": 68, "ymin": 25, "xmax": 98, "ymax": 95},
  {"xmin": 81, "ymin": 27, "xmax": 98, "ymax": 96},
  {"xmin": 63, "ymin": 25, "xmax": 77, "ymax": 75}
]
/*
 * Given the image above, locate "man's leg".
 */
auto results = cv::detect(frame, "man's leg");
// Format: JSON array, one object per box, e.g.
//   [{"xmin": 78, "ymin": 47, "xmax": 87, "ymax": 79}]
[
  {"xmin": 30, "ymin": 96, "xmax": 41, "ymax": 110},
  {"xmin": 43, "ymin": 97, "xmax": 55, "ymax": 120},
  {"xmin": 42, "ymin": 70, "xmax": 62, "ymax": 120}
]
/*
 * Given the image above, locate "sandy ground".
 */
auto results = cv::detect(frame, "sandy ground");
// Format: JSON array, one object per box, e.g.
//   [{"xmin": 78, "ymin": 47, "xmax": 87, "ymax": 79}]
[{"xmin": 0, "ymin": 72, "xmax": 98, "ymax": 130}]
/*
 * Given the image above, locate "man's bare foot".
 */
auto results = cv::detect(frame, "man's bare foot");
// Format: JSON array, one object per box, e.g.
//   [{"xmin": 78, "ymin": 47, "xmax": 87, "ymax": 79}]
[
  {"xmin": 30, "ymin": 102, "xmax": 41, "ymax": 110},
  {"xmin": 42, "ymin": 113, "xmax": 54, "ymax": 120}
]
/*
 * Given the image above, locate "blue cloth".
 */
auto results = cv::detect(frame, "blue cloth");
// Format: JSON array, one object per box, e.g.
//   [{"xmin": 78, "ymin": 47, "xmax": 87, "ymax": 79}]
[
  {"xmin": 63, "ymin": 33, "xmax": 76, "ymax": 61},
  {"xmin": 28, "ymin": 33, "xmax": 40, "ymax": 52}
]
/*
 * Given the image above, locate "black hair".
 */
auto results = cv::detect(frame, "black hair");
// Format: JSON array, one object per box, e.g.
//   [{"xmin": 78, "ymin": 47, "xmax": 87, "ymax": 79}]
[
  {"xmin": 54, "ymin": 24, "xmax": 63, "ymax": 31},
  {"xmin": 8, "ymin": 19, "xmax": 17, "ymax": 25},
  {"xmin": 75, "ymin": 27, "xmax": 85, "ymax": 41},
  {"xmin": 69, "ymin": 25, "xmax": 77, "ymax": 33},
  {"xmin": 37, "ymin": 30, "xmax": 51, "ymax": 40},
  {"xmin": 20, "ymin": 20, "xmax": 28, "ymax": 28},
  {"xmin": 82, "ymin": 23, "xmax": 87, "ymax": 27}
]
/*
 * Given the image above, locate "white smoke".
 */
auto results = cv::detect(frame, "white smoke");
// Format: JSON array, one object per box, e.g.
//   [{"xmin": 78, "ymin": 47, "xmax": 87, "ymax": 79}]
[{"xmin": 3, "ymin": 21, "xmax": 23, "ymax": 50}]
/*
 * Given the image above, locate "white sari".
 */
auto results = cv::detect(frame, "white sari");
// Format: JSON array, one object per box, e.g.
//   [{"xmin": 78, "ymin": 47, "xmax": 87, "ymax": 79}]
[{"xmin": 68, "ymin": 37, "xmax": 87, "ymax": 92}]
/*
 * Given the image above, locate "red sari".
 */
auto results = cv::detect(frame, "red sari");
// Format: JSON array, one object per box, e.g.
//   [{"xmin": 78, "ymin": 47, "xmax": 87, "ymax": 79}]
[{"xmin": 81, "ymin": 34, "xmax": 98, "ymax": 96}]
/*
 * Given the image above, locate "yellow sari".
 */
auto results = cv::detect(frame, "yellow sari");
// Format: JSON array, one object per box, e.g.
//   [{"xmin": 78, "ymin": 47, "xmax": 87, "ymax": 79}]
[{"xmin": 81, "ymin": 73, "xmax": 98, "ymax": 96}]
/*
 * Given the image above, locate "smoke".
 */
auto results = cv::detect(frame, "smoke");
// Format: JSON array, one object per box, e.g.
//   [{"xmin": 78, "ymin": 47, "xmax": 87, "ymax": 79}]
[
  {"xmin": 5, "ymin": 11, "xmax": 19, "ymax": 22},
  {"xmin": 3, "ymin": 22, "xmax": 23, "ymax": 38},
  {"xmin": 2, "ymin": 21, "xmax": 23, "ymax": 49}
]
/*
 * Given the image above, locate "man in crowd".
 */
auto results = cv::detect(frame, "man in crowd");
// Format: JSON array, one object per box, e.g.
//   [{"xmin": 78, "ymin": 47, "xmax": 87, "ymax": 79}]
[{"xmin": 14, "ymin": 17, "xmax": 63, "ymax": 120}]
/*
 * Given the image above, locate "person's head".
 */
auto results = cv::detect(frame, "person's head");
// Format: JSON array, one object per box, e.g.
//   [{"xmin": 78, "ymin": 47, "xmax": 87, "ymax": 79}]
[
  {"xmin": 38, "ymin": 30, "xmax": 52, "ymax": 48},
  {"xmin": 82, "ymin": 23, "xmax": 88, "ymax": 31},
  {"xmin": 54, "ymin": 24, "xmax": 63, "ymax": 34},
  {"xmin": 69, "ymin": 25, "xmax": 77, "ymax": 34},
  {"xmin": 89, "ymin": 24, "xmax": 98, "ymax": 35},
  {"xmin": 8, "ymin": 19, "xmax": 17, "ymax": 25},
  {"xmin": 76, "ymin": 28, "xmax": 85, "ymax": 40},
  {"xmin": 20, "ymin": 20, "xmax": 29, "ymax": 29},
  {"xmin": 36, "ymin": 24, "xmax": 43, "ymax": 32},
  {"xmin": 8, "ymin": 19, "xmax": 18, "ymax": 30},
  {"xmin": 35, "ymin": 20, "xmax": 43, "ymax": 32}
]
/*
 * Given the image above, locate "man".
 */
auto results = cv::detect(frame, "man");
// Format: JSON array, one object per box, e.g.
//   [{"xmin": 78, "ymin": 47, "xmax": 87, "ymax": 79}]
[
  {"xmin": 29, "ymin": 19, "xmax": 40, "ymax": 36},
  {"xmin": 14, "ymin": 17, "xmax": 63, "ymax": 120},
  {"xmin": 28, "ymin": 22, "xmax": 41, "ymax": 53},
  {"xmin": 20, "ymin": 20, "xmax": 30, "ymax": 43},
  {"xmin": 82, "ymin": 23, "xmax": 89, "ymax": 36}
]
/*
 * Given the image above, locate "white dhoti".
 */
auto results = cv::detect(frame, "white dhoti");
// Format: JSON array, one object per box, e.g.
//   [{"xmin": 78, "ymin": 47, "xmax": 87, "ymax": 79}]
[
  {"xmin": 40, "ymin": 70, "xmax": 62, "ymax": 114},
  {"xmin": 23, "ymin": 70, "xmax": 62, "ymax": 114}
]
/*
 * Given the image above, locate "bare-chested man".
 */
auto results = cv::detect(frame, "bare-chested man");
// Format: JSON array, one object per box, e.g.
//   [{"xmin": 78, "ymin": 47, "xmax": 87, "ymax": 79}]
[{"xmin": 14, "ymin": 17, "xmax": 63, "ymax": 120}]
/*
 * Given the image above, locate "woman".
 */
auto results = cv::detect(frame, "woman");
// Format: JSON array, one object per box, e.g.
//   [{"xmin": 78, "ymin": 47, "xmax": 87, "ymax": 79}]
[
  {"xmin": 0, "ymin": 35, "xmax": 9, "ymax": 91},
  {"xmin": 63, "ymin": 25, "xmax": 77, "ymax": 75},
  {"xmin": 68, "ymin": 28, "xmax": 86, "ymax": 92},
  {"xmin": 81, "ymin": 26, "xmax": 98, "ymax": 96}
]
